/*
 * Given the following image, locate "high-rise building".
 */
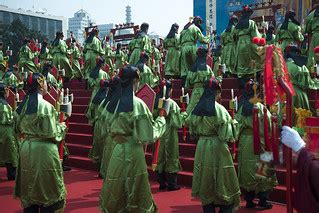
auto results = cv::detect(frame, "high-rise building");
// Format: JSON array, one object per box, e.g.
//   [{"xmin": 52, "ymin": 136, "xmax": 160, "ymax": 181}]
[
  {"xmin": 68, "ymin": 9, "xmax": 95, "ymax": 44},
  {"xmin": 126, "ymin": 5, "xmax": 132, "ymax": 24},
  {"xmin": 0, "ymin": 5, "xmax": 67, "ymax": 41},
  {"xmin": 97, "ymin": 23, "xmax": 115, "ymax": 40}
]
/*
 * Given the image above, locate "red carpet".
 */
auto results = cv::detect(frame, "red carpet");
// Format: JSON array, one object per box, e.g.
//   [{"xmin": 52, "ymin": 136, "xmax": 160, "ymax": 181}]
[{"xmin": 0, "ymin": 167, "xmax": 290, "ymax": 213}]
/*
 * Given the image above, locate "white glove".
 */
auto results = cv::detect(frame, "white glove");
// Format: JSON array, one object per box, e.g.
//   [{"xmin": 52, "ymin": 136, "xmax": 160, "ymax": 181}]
[
  {"xmin": 281, "ymin": 126, "xmax": 306, "ymax": 152},
  {"xmin": 260, "ymin": 152, "xmax": 273, "ymax": 162}
]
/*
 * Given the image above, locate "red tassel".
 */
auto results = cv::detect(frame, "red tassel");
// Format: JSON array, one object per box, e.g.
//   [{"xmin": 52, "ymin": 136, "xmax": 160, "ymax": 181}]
[
  {"xmin": 263, "ymin": 106, "xmax": 271, "ymax": 151},
  {"xmin": 271, "ymin": 115, "xmax": 279, "ymax": 164},
  {"xmin": 264, "ymin": 45, "xmax": 277, "ymax": 106},
  {"xmin": 152, "ymin": 139, "xmax": 160, "ymax": 171},
  {"xmin": 253, "ymin": 106, "xmax": 261, "ymax": 154},
  {"xmin": 59, "ymin": 112, "xmax": 64, "ymax": 160}
]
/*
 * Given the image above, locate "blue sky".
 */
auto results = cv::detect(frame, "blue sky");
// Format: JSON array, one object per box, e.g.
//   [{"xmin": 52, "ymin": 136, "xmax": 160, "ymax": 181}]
[{"xmin": 2, "ymin": 0, "xmax": 193, "ymax": 36}]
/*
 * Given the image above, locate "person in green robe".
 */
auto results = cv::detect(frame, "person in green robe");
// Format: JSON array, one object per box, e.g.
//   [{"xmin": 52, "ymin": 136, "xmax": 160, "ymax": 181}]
[
  {"xmin": 0, "ymin": 83, "xmax": 18, "ymax": 181},
  {"xmin": 50, "ymin": 32, "xmax": 73, "ymax": 79},
  {"xmin": 306, "ymin": 4, "xmax": 319, "ymax": 68},
  {"xmin": 42, "ymin": 62, "xmax": 62, "ymax": 90},
  {"xmin": 185, "ymin": 47, "xmax": 214, "ymax": 114},
  {"xmin": 129, "ymin": 23, "xmax": 152, "ymax": 65},
  {"xmin": 180, "ymin": 16, "xmax": 209, "ymax": 83},
  {"xmin": 284, "ymin": 45, "xmax": 319, "ymax": 115},
  {"xmin": 39, "ymin": 40, "xmax": 52, "ymax": 72},
  {"xmin": 277, "ymin": 10, "xmax": 304, "ymax": 55},
  {"xmin": 136, "ymin": 52, "xmax": 159, "ymax": 89},
  {"xmin": 3, "ymin": 68, "xmax": 24, "ymax": 91},
  {"xmin": 86, "ymin": 57, "xmax": 110, "ymax": 124},
  {"xmin": 235, "ymin": 79, "xmax": 278, "ymax": 209},
  {"xmin": 67, "ymin": 38, "xmax": 83, "ymax": 80},
  {"xmin": 233, "ymin": 6, "xmax": 261, "ymax": 77},
  {"xmin": 18, "ymin": 38, "xmax": 38, "ymax": 74},
  {"xmin": 164, "ymin": 23, "xmax": 181, "ymax": 78},
  {"xmin": 221, "ymin": 15, "xmax": 238, "ymax": 74},
  {"xmin": 83, "ymin": 28, "xmax": 105, "ymax": 79},
  {"xmin": 0, "ymin": 42, "xmax": 9, "ymax": 79},
  {"xmin": 265, "ymin": 26, "xmax": 276, "ymax": 45},
  {"xmin": 153, "ymin": 79, "xmax": 182, "ymax": 191},
  {"xmin": 98, "ymin": 77, "xmax": 122, "ymax": 179},
  {"xmin": 151, "ymin": 39, "xmax": 161, "ymax": 74},
  {"xmin": 103, "ymin": 36, "xmax": 115, "ymax": 75},
  {"xmin": 114, "ymin": 43, "xmax": 127, "ymax": 70},
  {"xmin": 88, "ymin": 79, "xmax": 110, "ymax": 170},
  {"xmin": 14, "ymin": 73, "xmax": 67, "ymax": 212},
  {"xmin": 185, "ymin": 77, "xmax": 240, "ymax": 213},
  {"xmin": 99, "ymin": 65, "xmax": 167, "ymax": 213}
]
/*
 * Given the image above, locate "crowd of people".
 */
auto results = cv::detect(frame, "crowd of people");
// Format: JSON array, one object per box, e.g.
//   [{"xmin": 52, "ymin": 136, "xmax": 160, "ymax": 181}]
[{"xmin": 0, "ymin": 4, "xmax": 319, "ymax": 213}]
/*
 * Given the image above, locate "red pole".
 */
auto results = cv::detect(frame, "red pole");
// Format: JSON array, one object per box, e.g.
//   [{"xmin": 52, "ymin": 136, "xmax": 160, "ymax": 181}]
[
  {"xmin": 278, "ymin": 77, "xmax": 293, "ymax": 213},
  {"xmin": 152, "ymin": 139, "xmax": 160, "ymax": 171}
]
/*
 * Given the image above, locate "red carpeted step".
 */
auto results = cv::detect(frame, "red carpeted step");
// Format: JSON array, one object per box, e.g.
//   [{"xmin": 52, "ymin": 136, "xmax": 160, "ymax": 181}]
[
  {"xmin": 73, "ymin": 105, "xmax": 88, "ymax": 114},
  {"xmin": 68, "ymin": 122, "xmax": 93, "ymax": 134},
  {"xmin": 65, "ymin": 156, "xmax": 96, "ymax": 171},
  {"xmin": 64, "ymin": 81, "xmax": 86, "ymax": 90},
  {"xmin": 69, "ymin": 113, "xmax": 89, "ymax": 123},
  {"xmin": 74, "ymin": 97, "xmax": 91, "ymax": 105},
  {"xmin": 69, "ymin": 89, "xmax": 92, "ymax": 97},
  {"xmin": 68, "ymin": 143, "xmax": 91, "ymax": 157},
  {"xmin": 66, "ymin": 132, "xmax": 92, "ymax": 146}
]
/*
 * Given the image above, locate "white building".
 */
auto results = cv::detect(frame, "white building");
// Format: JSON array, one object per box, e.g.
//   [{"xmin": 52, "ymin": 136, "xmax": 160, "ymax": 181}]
[
  {"xmin": 68, "ymin": 9, "xmax": 95, "ymax": 44},
  {"xmin": 0, "ymin": 5, "xmax": 67, "ymax": 41}
]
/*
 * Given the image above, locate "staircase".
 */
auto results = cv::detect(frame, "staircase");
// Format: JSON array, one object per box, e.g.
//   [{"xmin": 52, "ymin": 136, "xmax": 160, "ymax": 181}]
[{"xmin": 64, "ymin": 78, "xmax": 314, "ymax": 204}]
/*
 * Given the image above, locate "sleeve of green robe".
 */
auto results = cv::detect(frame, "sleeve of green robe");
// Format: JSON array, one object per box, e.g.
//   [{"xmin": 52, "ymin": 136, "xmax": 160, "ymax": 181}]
[
  {"xmin": 132, "ymin": 99, "xmax": 166, "ymax": 144},
  {"xmin": 169, "ymin": 101, "xmax": 183, "ymax": 129},
  {"xmin": 194, "ymin": 26, "xmax": 209, "ymax": 44},
  {"xmin": 215, "ymin": 103, "xmax": 238, "ymax": 142},
  {"xmin": 59, "ymin": 41, "xmax": 67, "ymax": 55},
  {"xmin": 305, "ymin": 12, "xmax": 313, "ymax": 34},
  {"xmin": 288, "ymin": 22, "xmax": 304, "ymax": 42},
  {"xmin": 250, "ymin": 20, "xmax": 261, "ymax": 38}
]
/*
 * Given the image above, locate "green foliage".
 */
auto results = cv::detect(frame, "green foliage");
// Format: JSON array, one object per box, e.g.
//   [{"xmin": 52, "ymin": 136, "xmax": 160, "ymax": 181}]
[{"xmin": 2, "ymin": 19, "xmax": 46, "ymax": 66}]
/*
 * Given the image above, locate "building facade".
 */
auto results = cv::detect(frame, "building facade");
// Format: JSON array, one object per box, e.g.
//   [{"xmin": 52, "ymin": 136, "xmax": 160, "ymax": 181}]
[
  {"xmin": 68, "ymin": 9, "xmax": 95, "ymax": 44},
  {"xmin": 0, "ymin": 5, "xmax": 66, "ymax": 41},
  {"xmin": 97, "ymin": 23, "xmax": 115, "ymax": 40}
]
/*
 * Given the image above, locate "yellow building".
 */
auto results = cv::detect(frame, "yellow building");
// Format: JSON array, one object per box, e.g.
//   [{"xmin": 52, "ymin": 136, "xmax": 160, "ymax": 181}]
[{"xmin": 274, "ymin": 0, "xmax": 312, "ymax": 22}]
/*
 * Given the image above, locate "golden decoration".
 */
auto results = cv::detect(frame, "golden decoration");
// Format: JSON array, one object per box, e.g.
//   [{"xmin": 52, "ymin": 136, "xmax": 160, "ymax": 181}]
[{"xmin": 295, "ymin": 108, "xmax": 312, "ymax": 129}]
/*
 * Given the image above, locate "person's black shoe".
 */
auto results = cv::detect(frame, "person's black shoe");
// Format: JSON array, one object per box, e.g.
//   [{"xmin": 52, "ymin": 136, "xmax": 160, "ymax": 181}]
[
  {"xmin": 159, "ymin": 184, "xmax": 167, "ymax": 190},
  {"xmin": 167, "ymin": 185, "xmax": 181, "ymax": 191},
  {"xmin": 258, "ymin": 200, "xmax": 273, "ymax": 209},
  {"xmin": 245, "ymin": 201, "xmax": 257, "ymax": 208},
  {"xmin": 63, "ymin": 165, "xmax": 72, "ymax": 171}
]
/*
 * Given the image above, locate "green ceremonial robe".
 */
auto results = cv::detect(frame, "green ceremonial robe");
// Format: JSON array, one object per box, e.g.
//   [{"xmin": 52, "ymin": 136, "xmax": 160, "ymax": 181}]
[
  {"xmin": 99, "ymin": 96, "xmax": 166, "ymax": 213},
  {"xmin": 277, "ymin": 21, "xmax": 304, "ymax": 55},
  {"xmin": 50, "ymin": 40, "xmax": 73, "ymax": 78},
  {"xmin": 83, "ymin": 37, "xmax": 105, "ymax": 79},
  {"xmin": 186, "ymin": 102, "xmax": 240, "ymax": 208},
  {"xmin": 46, "ymin": 72, "xmax": 62, "ymax": 90},
  {"xmin": 39, "ymin": 48, "xmax": 52, "ymax": 72},
  {"xmin": 115, "ymin": 50, "xmax": 126, "ymax": 70},
  {"xmin": 221, "ymin": 26, "xmax": 237, "ymax": 74},
  {"xmin": 233, "ymin": 20, "xmax": 261, "ymax": 77},
  {"xmin": 180, "ymin": 25, "xmax": 209, "ymax": 77},
  {"xmin": 70, "ymin": 45, "xmax": 83, "ymax": 78},
  {"xmin": 139, "ymin": 64, "xmax": 159, "ymax": 89},
  {"xmin": 154, "ymin": 99, "xmax": 182, "ymax": 174},
  {"xmin": 0, "ymin": 50, "xmax": 8, "ymax": 71},
  {"xmin": 0, "ymin": 102, "xmax": 18, "ymax": 168},
  {"xmin": 164, "ymin": 35, "xmax": 181, "ymax": 77},
  {"xmin": 86, "ymin": 70, "xmax": 109, "ymax": 124},
  {"xmin": 14, "ymin": 95, "xmax": 67, "ymax": 208},
  {"xmin": 129, "ymin": 35, "xmax": 152, "ymax": 65},
  {"xmin": 18, "ymin": 45, "xmax": 38, "ymax": 74},
  {"xmin": 306, "ymin": 10, "xmax": 319, "ymax": 68},
  {"xmin": 3, "ymin": 72, "xmax": 23, "ymax": 90},
  {"xmin": 185, "ymin": 65, "xmax": 214, "ymax": 114},
  {"xmin": 99, "ymin": 102, "xmax": 118, "ymax": 179},
  {"xmin": 235, "ymin": 103, "xmax": 278, "ymax": 193},
  {"xmin": 103, "ymin": 43, "xmax": 114, "ymax": 73},
  {"xmin": 286, "ymin": 58, "xmax": 319, "ymax": 110}
]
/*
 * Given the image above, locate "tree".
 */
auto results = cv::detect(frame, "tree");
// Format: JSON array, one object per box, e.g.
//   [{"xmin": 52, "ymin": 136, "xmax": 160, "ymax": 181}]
[{"xmin": 2, "ymin": 19, "xmax": 46, "ymax": 66}]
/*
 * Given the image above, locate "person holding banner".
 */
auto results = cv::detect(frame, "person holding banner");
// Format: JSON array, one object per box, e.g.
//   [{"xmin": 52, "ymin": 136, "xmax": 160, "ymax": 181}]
[
  {"xmin": 154, "ymin": 79, "xmax": 182, "ymax": 191},
  {"xmin": 14, "ymin": 73, "xmax": 67, "ymax": 213},
  {"xmin": 0, "ymin": 83, "xmax": 18, "ymax": 181},
  {"xmin": 235, "ymin": 79, "xmax": 277, "ymax": 209},
  {"xmin": 99, "ymin": 65, "xmax": 167, "ymax": 213},
  {"xmin": 185, "ymin": 77, "xmax": 240, "ymax": 213}
]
